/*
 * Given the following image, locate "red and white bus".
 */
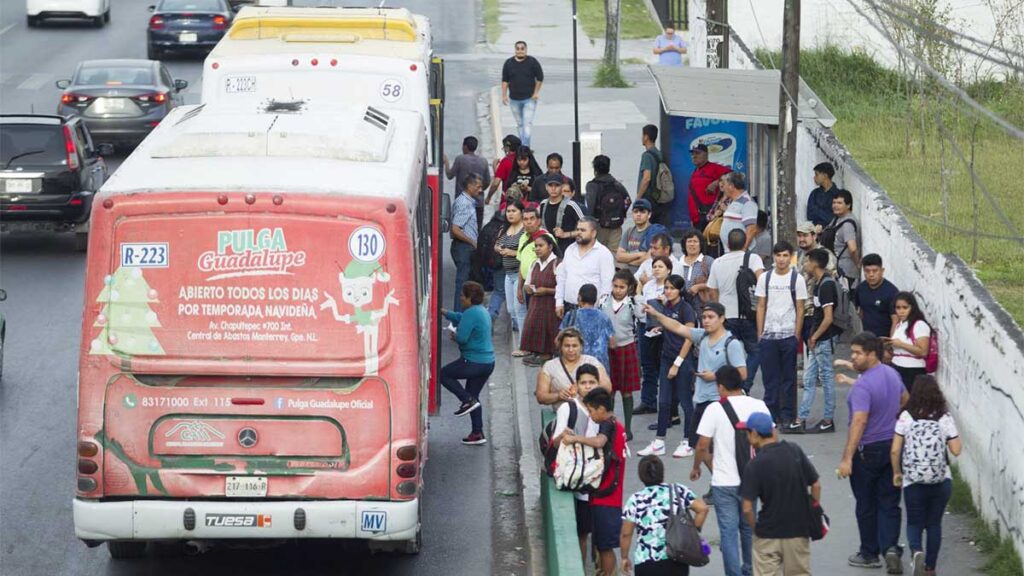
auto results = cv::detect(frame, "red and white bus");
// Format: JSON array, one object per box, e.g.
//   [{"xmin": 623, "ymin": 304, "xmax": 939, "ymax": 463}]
[{"xmin": 73, "ymin": 102, "xmax": 444, "ymax": 557}]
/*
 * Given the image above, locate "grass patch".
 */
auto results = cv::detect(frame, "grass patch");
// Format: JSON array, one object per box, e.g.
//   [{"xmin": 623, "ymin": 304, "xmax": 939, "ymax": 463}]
[
  {"xmin": 949, "ymin": 466, "xmax": 1024, "ymax": 576},
  {"xmin": 592, "ymin": 62, "xmax": 631, "ymax": 87},
  {"xmin": 756, "ymin": 45, "xmax": 1024, "ymax": 328},
  {"xmin": 577, "ymin": 0, "xmax": 661, "ymax": 40},
  {"xmin": 483, "ymin": 0, "xmax": 501, "ymax": 44},
  {"xmin": 621, "ymin": 56, "xmax": 647, "ymax": 65}
]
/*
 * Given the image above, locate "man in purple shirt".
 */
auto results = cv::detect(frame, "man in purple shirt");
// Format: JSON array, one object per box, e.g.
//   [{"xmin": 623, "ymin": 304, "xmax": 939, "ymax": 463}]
[{"xmin": 838, "ymin": 332, "xmax": 909, "ymax": 573}]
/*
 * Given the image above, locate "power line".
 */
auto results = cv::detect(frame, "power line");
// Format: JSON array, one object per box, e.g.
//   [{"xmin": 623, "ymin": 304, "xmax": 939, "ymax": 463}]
[
  {"xmin": 881, "ymin": 0, "xmax": 1024, "ymax": 64},
  {"xmin": 843, "ymin": 0, "xmax": 1024, "ymax": 140}
]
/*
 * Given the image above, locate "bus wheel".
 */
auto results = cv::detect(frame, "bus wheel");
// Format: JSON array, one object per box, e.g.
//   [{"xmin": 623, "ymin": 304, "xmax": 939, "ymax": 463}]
[{"xmin": 107, "ymin": 541, "xmax": 147, "ymax": 559}]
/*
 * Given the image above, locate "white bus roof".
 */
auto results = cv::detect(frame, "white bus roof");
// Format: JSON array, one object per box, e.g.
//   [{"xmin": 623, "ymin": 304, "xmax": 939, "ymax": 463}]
[
  {"xmin": 100, "ymin": 103, "xmax": 426, "ymax": 208},
  {"xmin": 209, "ymin": 6, "xmax": 431, "ymax": 64}
]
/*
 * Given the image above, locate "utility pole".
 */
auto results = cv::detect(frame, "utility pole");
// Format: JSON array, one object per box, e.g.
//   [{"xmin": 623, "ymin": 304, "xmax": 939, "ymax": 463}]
[
  {"xmin": 705, "ymin": 0, "xmax": 728, "ymax": 68},
  {"xmin": 571, "ymin": 0, "xmax": 581, "ymax": 188},
  {"xmin": 776, "ymin": 0, "xmax": 800, "ymax": 245}
]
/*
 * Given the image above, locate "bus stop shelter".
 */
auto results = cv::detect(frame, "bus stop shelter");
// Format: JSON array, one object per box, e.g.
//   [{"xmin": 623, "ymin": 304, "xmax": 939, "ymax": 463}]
[{"xmin": 647, "ymin": 66, "xmax": 836, "ymax": 234}]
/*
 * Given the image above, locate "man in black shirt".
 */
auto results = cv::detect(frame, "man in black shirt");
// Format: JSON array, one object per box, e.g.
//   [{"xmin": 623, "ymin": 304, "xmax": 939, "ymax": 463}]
[
  {"xmin": 741, "ymin": 412, "xmax": 821, "ymax": 575},
  {"xmin": 501, "ymin": 41, "xmax": 544, "ymax": 147}
]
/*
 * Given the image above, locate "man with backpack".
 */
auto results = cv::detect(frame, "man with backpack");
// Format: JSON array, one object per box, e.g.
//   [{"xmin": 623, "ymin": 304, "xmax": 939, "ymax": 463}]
[
  {"xmin": 692, "ymin": 366, "xmax": 770, "ymax": 576},
  {"xmin": 755, "ymin": 241, "xmax": 808, "ymax": 428},
  {"xmin": 707, "ymin": 229, "xmax": 765, "ymax": 392},
  {"xmin": 637, "ymin": 124, "xmax": 675, "ymax": 228},
  {"xmin": 822, "ymin": 190, "xmax": 861, "ymax": 284},
  {"xmin": 585, "ymin": 154, "xmax": 631, "ymax": 252}
]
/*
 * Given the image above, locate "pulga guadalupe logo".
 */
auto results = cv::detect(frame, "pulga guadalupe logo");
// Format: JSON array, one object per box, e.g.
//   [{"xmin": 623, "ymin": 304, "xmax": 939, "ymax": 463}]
[{"xmin": 198, "ymin": 228, "xmax": 307, "ymax": 280}]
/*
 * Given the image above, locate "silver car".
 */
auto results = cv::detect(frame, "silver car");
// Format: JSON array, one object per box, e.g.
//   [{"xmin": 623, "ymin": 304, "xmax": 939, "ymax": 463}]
[{"xmin": 56, "ymin": 59, "xmax": 187, "ymax": 150}]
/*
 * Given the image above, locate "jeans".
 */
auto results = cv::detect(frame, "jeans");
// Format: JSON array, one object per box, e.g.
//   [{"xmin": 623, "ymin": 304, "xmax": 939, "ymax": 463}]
[
  {"xmin": 759, "ymin": 336, "xmax": 798, "ymax": 422},
  {"xmin": 451, "ymin": 241, "xmax": 474, "ymax": 312},
  {"xmin": 508, "ymin": 98, "xmax": 538, "ymax": 147},
  {"xmin": 850, "ymin": 440, "xmax": 903, "ymax": 558},
  {"xmin": 904, "ymin": 479, "xmax": 952, "ymax": 569},
  {"xmin": 505, "ymin": 271, "xmax": 526, "ymax": 334},
  {"xmin": 725, "ymin": 318, "xmax": 760, "ymax": 392},
  {"xmin": 637, "ymin": 324, "xmax": 660, "ymax": 408},
  {"xmin": 656, "ymin": 358, "xmax": 694, "ymax": 442},
  {"xmin": 488, "ymin": 268, "xmax": 507, "ymax": 320},
  {"xmin": 440, "ymin": 358, "xmax": 495, "ymax": 433},
  {"xmin": 712, "ymin": 485, "xmax": 753, "ymax": 576},
  {"xmin": 798, "ymin": 337, "xmax": 836, "ymax": 421}
]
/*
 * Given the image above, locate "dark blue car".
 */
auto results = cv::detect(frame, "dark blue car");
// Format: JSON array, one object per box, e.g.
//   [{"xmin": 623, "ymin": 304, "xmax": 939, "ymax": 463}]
[{"xmin": 147, "ymin": 0, "xmax": 233, "ymax": 60}]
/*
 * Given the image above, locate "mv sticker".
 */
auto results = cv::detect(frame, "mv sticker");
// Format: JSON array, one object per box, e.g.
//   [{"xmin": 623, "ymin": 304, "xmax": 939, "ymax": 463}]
[
  {"xmin": 164, "ymin": 420, "xmax": 226, "ymax": 448},
  {"xmin": 320, "ymin": 226, "xmax": 398, "ymax": 376},
  {"xmin": 198, "ymin": 228, "xmax": 307, "ymax": 281}
]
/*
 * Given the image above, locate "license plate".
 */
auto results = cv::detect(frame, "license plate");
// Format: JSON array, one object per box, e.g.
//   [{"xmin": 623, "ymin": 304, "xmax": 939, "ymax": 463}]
[
  {"xmin": 225, "ymin": 476, "xmax": 268, "ymax": 497},
  {"xmin": 180, "ymin": 32, "xmax": 198, "ymax": 42},
  {"xmin": 224, "ymin": 75, "xmax": 257, "ymax": 94},
  {"xmin": 94, "ymin": 98, "xmax": 129, "ymax": 114},
  {"xmin": 120, "ymin": 242, "xmax": 169, "ymax": 268},
  {"xmin": 4, "ymin": 179, "xmax": 33, "ymax": 193}
]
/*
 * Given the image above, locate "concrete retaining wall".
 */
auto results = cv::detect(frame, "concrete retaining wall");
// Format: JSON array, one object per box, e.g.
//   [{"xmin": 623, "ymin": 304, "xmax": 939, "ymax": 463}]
[{"xmin": 539, "ymin": 412, "xmax": 586, "ymax": 576}]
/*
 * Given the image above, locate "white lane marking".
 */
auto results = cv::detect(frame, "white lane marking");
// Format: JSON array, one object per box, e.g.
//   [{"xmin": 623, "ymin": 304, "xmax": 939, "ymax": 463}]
[
  {"xmin": 0, "ymin": 23, "xmax": 15, "ymax": 37},
  {"xmin": 17, "ymin": 73, "xmax": 52, "ymax": 91}
]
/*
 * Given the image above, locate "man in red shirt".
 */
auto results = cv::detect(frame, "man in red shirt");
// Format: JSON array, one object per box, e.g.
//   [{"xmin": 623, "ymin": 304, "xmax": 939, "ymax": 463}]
[
  {"xmin": 485, "ymin": 134, "xmax": 522, "ymax": 210},
  {"xmin": 688, "ymin": 144, "xmax": 731, "ymax": 230}
]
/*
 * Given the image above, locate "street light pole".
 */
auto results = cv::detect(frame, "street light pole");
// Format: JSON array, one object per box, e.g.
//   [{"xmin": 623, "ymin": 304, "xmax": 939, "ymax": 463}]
[{"xmin": 571, "ymin": 0, "xmax": 581, "ymax": 188}]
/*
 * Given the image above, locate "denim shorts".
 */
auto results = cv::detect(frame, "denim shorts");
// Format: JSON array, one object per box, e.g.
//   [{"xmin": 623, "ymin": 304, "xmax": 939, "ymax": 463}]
[{"xmin": 591, "ymin": 504, "xmax": 623, "ymax": 551}]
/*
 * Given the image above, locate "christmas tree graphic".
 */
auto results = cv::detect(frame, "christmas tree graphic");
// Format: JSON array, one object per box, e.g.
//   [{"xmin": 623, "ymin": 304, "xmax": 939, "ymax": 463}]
[{"xmin": 90, "ymin": 267, "xmax": 165, "ymax": 356}]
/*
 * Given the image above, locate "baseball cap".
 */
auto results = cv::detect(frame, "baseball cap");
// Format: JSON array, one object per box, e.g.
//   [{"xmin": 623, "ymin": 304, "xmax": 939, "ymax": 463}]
[
  {"xmin": 690, "ymin": 144, "xmax": 709, "ymax": 153},
  {"xmin": 796, "ymin": 221, "xmax": 818, "ymax": 234},
  {"xmin": 632, "ymin": 198, "xmax": 652, "ymax": 212},
  {"xmin": 739, "ymin": 412, "xmax": 774, "ymax": 436},
  {"xmin": 544, "ymin": 174, "xmax": 564, "ymax": 187}
]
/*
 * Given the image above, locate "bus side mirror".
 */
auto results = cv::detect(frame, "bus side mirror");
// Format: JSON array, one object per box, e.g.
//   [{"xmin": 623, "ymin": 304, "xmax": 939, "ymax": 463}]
[{"xmin": 439, "ymin": 193, "xmax": 452, "ymax": 234}]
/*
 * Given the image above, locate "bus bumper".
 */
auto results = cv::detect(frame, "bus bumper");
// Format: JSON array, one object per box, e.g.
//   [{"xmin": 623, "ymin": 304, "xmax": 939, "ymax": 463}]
[{"xmin": 73, "ymin": 497, "xmax": 419, "ymax": 541}]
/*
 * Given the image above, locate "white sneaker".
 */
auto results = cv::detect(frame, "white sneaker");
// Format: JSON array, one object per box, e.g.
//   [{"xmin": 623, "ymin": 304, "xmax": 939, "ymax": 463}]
[
  {"xmin": 673, "ymin": 442, "xmax": 694, "ymax": 458},
  {"xmin": 637, "ymin": 440, "xmax": 666, "ymax": 456}
]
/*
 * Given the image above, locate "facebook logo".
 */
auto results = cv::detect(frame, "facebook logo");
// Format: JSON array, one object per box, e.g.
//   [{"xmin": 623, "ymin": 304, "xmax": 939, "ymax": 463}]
[
  {"xmin": 275, "ymin": 397, "xmax": 285, "ymax": 409},
  {"xmin": 361, "ymin": 511, "xmax": 387, "ymax": 534}
]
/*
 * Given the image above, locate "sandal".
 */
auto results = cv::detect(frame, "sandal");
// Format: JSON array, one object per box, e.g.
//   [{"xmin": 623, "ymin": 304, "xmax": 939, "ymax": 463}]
[{"xmin": 511, "ymin": 350, "xmax": 528, "ymax": 357}]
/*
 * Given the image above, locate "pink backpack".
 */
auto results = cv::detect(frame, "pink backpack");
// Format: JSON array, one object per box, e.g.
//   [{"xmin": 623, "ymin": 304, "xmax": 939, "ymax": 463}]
[{"xmin": 912, "ymin": 321, "xmax": 939, "ymax": 374}]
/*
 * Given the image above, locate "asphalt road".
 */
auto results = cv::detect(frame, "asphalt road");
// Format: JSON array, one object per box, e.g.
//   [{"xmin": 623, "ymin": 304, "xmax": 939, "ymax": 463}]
[{"xmin": 0, "ymin": 0, "xmax": 514, "ymax": 574}]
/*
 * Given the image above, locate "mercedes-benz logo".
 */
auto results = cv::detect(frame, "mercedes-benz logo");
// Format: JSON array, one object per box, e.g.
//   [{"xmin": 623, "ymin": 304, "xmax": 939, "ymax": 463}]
[{"xmin": 237, "ymin": 427, "xmax": 258, "ymax": 448}]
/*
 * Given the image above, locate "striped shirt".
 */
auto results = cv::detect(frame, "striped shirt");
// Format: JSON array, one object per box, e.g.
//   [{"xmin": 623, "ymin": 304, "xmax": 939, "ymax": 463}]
[{"xmin": 719, "ymin": 193, "xmax": 758, "ymax": 252}]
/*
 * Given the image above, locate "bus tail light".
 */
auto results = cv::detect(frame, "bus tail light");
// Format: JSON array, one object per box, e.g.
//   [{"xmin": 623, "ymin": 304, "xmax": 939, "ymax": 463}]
[
  {"xmin": 396, "ymin": 445, "xmax": 417, "ymax": 461},
  {"xmin": 78, "ymin": 478, "xmax": 97, "ymax": 492},
  {"xmin": 396, "ymin": 463, "xmax": 417, "ymax": 478},
  {"xmin": 396, "ymin": 481, "xmax": 417, "ymax": 496},
  {"xmin": 78, "ymin": 459, "xmax": 99, "ymax": 474},
  {"xmin": 78, "ymin": 441, "xmax": 99, "ymax": 457}
]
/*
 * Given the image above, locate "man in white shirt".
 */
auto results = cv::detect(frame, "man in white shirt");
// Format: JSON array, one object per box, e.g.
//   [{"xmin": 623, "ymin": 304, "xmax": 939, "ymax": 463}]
[
  {"xmin": 556, "ymin": 217, "xmax": 616, "ymax": 318},
  {"xmin": 707, "ymin": 229, "xmax": 764, "ymax": 392},
  {"xmin": 692, "ymin": 366, "xmax": 770, "ymax": 576},
  {"xmin": 718, "ymin": 172, "xmax": 759, "ymax": 253},
  {"xmin": 755, "ymin": 240, "xmax": 807, "ymax": 428}
]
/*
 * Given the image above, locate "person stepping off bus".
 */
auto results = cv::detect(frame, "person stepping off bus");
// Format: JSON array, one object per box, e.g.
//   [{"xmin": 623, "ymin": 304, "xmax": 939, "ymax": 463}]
[{"xmin": 440, "ymin": 281, "xmax": 496, "ymax": 446}]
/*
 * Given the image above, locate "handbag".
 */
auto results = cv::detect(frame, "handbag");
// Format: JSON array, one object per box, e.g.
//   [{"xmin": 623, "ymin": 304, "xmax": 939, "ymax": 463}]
[
  {"xmin": 664, "ymin": 484, "xmax": 710, "ymax": 566},
  {"xmin": 703, "ymin": 215, "xmax": 724, "ymax": 246},
  {"xmin": 786, "ymin": 442, "xmax": 830, "ymax": 540}
]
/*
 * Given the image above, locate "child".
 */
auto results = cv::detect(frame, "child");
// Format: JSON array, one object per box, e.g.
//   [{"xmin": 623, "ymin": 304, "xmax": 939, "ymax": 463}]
[
  {"xmin": 562, "ymin": 387, "xmax": 628, "ymax": 576},
  {"xmin": 551, "ymin": 364, "xmax": 601, "ymax": 568},
  {"xmin": 600, "ymin": 269, "xmax": 641, "ymax": 441},
  {"xmin": 560, "ymin": 283, "xmax": 616, "ymax": 373}
]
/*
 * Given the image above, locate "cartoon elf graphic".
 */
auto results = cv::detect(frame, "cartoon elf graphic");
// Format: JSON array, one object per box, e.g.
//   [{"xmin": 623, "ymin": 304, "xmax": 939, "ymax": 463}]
[{"xmin": 320, "ymin": 259, "xmax": 399, "ymax": 375}]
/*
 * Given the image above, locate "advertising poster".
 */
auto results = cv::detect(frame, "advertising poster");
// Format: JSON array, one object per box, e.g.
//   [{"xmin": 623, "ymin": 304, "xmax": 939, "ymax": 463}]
[{"xmin": 666, "ymin": 115, "xmax": 749, "ymax": 231}]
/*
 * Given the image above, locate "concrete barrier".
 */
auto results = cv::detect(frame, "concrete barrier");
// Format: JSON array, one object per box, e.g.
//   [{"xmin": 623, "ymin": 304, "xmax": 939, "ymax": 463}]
[{"xmin": 540, "ymin": 412, "xmax": 587, "ymax": 576}]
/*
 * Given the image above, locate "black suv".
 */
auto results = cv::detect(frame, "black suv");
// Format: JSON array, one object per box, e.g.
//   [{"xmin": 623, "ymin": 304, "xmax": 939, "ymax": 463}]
[{"xmin": 0, "ymin": 115, "xmax": 112, "ymax": 251}]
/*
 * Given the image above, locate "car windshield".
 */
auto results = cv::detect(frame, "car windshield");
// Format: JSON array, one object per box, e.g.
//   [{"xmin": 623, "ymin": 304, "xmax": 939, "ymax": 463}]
[
  {"xmin": 76, "ymin": 66, "xmax": 153, "ymax": 86},
  {"xmin": 160, "ymin": 0, "xmax": 223, "ymax": 11},
  {"xmin": 0, "ymin": 124, "xmax": 65, "ymax": 167}
]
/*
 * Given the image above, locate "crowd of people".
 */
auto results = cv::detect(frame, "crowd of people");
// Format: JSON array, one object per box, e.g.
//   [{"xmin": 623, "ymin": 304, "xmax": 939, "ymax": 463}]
[{"xmin": 437, "ymin": 44, "xmax": 961, "ymax": 575}]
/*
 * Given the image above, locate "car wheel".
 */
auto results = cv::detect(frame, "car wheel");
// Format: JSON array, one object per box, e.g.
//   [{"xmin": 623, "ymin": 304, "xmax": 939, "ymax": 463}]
[
  {"xmin": 104, "ymin": 9, "xmax": 111, "ymax": 23},
  {"xmin": 74, "ymin": 231, "xmax": 90, "ymax": 252},
  {"xmin": 93, "ymin": 15, "xmax": 104, "ymax": 27},
  {"xmin": 107, "ymin": 541, "xmax": 147, "ymax": 559},
  {"xmin": 147, "ymin": 45, "xmax": 161, "ymax": 60},
  {"xmin": 27, "ymin": 15, "xmax": 39, "ymax": 27}
]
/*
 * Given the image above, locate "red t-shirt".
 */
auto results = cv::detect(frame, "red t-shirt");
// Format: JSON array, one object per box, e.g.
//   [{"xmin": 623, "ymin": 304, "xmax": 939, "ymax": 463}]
[
  {"xmin": 494, "ymin": 153, "xmax": 516, "ymax": 210},
  {"xmin": 590, "ymin": 417, "xmax": 627, "ymax": 507},
  {"xmin": 688, "ymin": 161, "xmax": 731, "ymax": 224}
]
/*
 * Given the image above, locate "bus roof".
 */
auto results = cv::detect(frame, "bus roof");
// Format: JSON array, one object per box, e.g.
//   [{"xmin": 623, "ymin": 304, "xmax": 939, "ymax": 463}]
[
  {"xmin": 210, "ymin": 6, "xmax": 431, "ymax": 63},
  {"xmin": 100, "ymin": 103, "xmax": 426, "ymax": 207}
]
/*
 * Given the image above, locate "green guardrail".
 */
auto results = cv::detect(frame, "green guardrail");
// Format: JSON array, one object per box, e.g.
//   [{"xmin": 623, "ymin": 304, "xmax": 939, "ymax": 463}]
[{"xmin": 540, "ymin": 411, "xmax": 586, "ymax": 576}]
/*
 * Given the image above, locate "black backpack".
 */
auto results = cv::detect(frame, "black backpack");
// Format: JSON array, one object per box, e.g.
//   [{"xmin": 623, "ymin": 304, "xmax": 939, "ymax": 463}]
[
  {"xmin": 720, "ymin": 398, "xmax": 757, "ymax": 476},
  {"xmin": 819, "ymin": 217, "xmax": 858, "ymax": 259},
  {"xmin": 477, "ymin": 215, "xmax": 506, "ymax": 271},
  {"xmin": 539, "ymin": 401, "xmax": 578, "ymax": 477},
  {"xmin": 595, "ymin": 179, "xmax": 629, "ymax": 229},
  {"xmin": 736, "ymin": 252, "xmax": 759, "ymax": 320}
]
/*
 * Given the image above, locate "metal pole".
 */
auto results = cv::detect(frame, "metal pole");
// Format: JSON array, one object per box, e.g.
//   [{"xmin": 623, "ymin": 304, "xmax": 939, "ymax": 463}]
[
  {"xmin": 571, "ymin": 0, "xmax": 582, "ymax": 188},
  {"xmin": 776, "ymin": 0, "xmax": 800, "ymax": 245}
]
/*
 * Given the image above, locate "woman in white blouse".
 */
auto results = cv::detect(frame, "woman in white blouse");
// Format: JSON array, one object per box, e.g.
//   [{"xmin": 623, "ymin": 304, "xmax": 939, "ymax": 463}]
[{"xmin": 884, "ymin": 291, "xmax": 931, "ymax": 393}]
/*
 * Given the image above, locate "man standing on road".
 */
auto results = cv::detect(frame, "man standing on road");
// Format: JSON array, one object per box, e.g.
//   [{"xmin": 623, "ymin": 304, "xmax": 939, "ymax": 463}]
[
  {"xmin": 806, "ymin": 162, "xmax": 839, "ymax": 229},
  {"xmin": 501, "ymin": 41, "xmax": 544, "ymax": 147},
  {"xmin": 451, "ymin": 175, "xmax": 483, "ymax": 311},
  {"xmin": 615, "ymin": 199, "xmax": 666, "ymax": 274},
  {"xmin": 828, "ymin": 190, "xmax": 862, "ymax": 283},
  {"xmin": 653, "ymin": 25, "xmax": 687, "ymax": 66},
  {"xmin": 555, "ymin": 218, "xmax": 615, "ymax": 319},
  {"xmin": 755, "ymin": 241, "xmax": 807, "ymax": 427},
  {"xmin": 692, "ymin": 366, "xmax": 769, "ymax": 576},
  {"xmin": 688, "ymin": 144, "xmax": 731, "ymax": 230},
  {"xmin": 741, "ymin": 412, "xmax": 821, "ymax": 576},
  {"xmin": 790, "ymin": 249, "xmax": 841, "ymax": 434},
  {"xmin": 838, "ymin": 332, "xmax": 908, "ymax": 574},
  {"xmin": 532, "ymin": 152, "xmax": 574, "ymax": 203},
  {"xmin": 637, "ymin": 124, "xmax": 671, "ymax": 228},
  {"xmin": 853, "ymin": 254, "xmax": 899, "ymax": 340},
  {"xmin": 444, "ymin": 136, "xmax": 491, "ymax": 230},
  {"xmin": 718, "ymin": 172, "xmax": 758, "ymax": 252},
  {"xmin": 707, "ymin": 229, "xmax": 764, "ymax": 392},
  {"xmin": 586, "ymin": 154, "xmax": 632, "ymax": 251}
]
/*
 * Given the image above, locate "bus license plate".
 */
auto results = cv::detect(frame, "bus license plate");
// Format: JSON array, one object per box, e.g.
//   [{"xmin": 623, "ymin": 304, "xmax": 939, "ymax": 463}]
[
  {"xmin": 179, "ymin": 32, "xmax": 198, "ymax": 43},
  {"xmin": 4, "ymin": 179, "xmax": 33, "ymax": 193},
  {"xmin": 225, "ymin": 75, "xmax": 257, "ymax": 94},
  {"xmin": 225, "ymin": 476, "xmax": 268, "ymax": 497}
]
